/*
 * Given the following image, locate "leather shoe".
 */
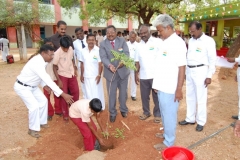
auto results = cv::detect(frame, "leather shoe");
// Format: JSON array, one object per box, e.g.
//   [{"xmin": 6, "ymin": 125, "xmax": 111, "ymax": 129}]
[
  {"xmin": 121, "ymin": 112, "xmax": 128, "ymax": 118},
  {"xmin": 131, "ymin": 96, "xmax": 136, "ymax": 101},
  {"xmin": 110, "ymin": 116, "xmax": 116, "ymax": 123},
  {"xmin": 179, "ymin": 120, "xmax": 195, "ymax": 125},
  {"xmin": 196, "ymin": 124, "xmax": 204, "ymax": 132},
  {"xmin": 232, "ymin": 115, "xmax": 238, "ymax": 120}
]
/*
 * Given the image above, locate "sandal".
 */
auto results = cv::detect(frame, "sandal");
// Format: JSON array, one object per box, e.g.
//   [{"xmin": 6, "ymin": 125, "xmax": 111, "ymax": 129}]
[
  {"xmin": 154, "ymin": 117, "xmax": 161, "ymax": 123},
  {"xmin": 139, "ymin": 114, "xmax": 151, "ymax": 120},
  {"xmin": 28, "ymin": 129, "xmax": 41, "ymax": 138},
  {"xmin": 155, "ymin": 133, "xmax": 164, "ymax": 139},
  {"xmin": 63, "ymin": 117, "xmax": 69, "ymax": 123},
  {"xmin": 153, "ymin": 143, "xmax": 167, "ymax": 151}
]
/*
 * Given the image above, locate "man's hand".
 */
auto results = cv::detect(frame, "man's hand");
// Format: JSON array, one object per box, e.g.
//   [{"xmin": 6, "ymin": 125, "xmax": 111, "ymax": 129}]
[
  {"xmin": 74, "ymin": 67, "xmax": 78, "ymax": 76},
  {"xmin": 80, "ymin": 75, "xmax": 84, "ymax": 83},
  {"xmin": 174, "ymin": 88, "xmax": 183, "ymax": 102},
  {"xmin": 227, "ymin": 58, "xmax": 235, "ymax": 63},
  {"xmin": 57, "ymin": 80, "xmax": 63, "ymax": 89},
  {"xmin": 109, "ymin": 64, "xmax": 116, "ymax": 73},
  {"xmin": 61, "ymin": 92, "xmax": 74, "ymax": 105},
  {"xmin": 43, "ymin": 86, "xmax": 51, "ymax": 94},
  {"xmin": 135, "ymin": 73, "xmax": 140, "ymax": 85},
  {"xmin": 98, "ymin": 138, "xmax": 106, "ymax": 146},
  {"xmin": 234, "ymin": 120, "xmax": 240, "ymax": 138},
  {"xmin": 95, "ymin": 75, "xmax": 101, "ymax": 84},
  {"xmin": 153, "ymin": 89, "xmax": 158, "ymax": 93},
  {"xmin": 204, "ymin": 78, "xmax": 211, "ymax": 88}
]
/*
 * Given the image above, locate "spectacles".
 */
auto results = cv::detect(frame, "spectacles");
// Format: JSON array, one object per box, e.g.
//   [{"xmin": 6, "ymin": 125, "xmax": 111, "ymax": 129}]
[
  {"xmin": 189, "ymin": 30, "xmax": 197, "ymax": 34},
  {"xmin": 47, "ymin": 53, "xmax": 54, "ymax": 57},
  {"xmin": 106, "ymin": 31, "xmax": 116, "ymax": 35}
]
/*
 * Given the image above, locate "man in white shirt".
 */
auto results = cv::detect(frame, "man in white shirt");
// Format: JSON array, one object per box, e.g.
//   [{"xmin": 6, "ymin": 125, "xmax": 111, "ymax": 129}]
[
  {"xmin": 96, "ymin": 30, "xmax": 104, "ymax": 47},
  {"xmin": 0, "ymin": 36, "xmax": 9, "ymax": 62},
  {"xmin": 152, "ymin": 14, "xmax": 187, "ymax": 150},
  {"xmin": 179, "ymin": 21, "xmax": 217, "ymax": 132},
  {"xmin": 80, "ymin": 34, "xmax": 105, "ymax": 110},
  {"xmin": 73, "ymin": 27, "xmax": 87, "ymax": 98},
  {"xmin": 135, "ymin": 24, "xmax": 161, "ymax": 123},
  {"xmin": 127, "ymin": 31, "xmax": 138, "ymax": 101},
  {"xmin": 0, "ymin": 35, "xmax": 3, "ymax": 61},
  {"xmin": 14, "ymin": 44, "xmax": 74, "ymax": 138}
]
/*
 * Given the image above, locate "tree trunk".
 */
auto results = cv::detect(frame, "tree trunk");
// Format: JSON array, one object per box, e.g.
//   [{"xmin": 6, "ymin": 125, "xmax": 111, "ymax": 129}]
[
  {"xmin": 16, "ymin": 27, "xmax": 23, "ymax": 60},
  {"xmin": 21, "ymin": 24, "xmax": 27, "ymax": 61},
  {"xmin": 226, "ymin": 34, "xmax": 240, "ymax": 57}
]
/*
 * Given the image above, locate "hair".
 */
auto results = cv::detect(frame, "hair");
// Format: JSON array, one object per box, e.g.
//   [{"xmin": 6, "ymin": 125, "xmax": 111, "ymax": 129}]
[
  {"xmin": 117, "ymin": 31, "xmax": 122, "ymax": 35},
  {"xmin": 84, "ymin": 31, "xmax": 88, "ymax": 34},
  {"xmin": 89, "ymin": 98, "xmax": 102, "ymax": 112},
  {"xmin": 57, "ymin": 20, "xmax": 67, "ymax": 27},
  {"xmin": 75, "ymin": 27, "xmax": 83, "ymax": 33},
  {"xmin": 40, "ymin": 44, "xmax": 54, "ymax": 53},
  {"xmin": 106, "ymin": 25, "xmax": 117, "ymax": 32},
  {"xmin": 152, "ymin": 14, "xmax": 174, "ymax": 29},
  {"xmin": 188, "ymin": 21, "xmax": 202, "ymax": 30},
  {"xmin": 98, "ymin": 30, "xmax": 101, "ymax": 33},
  {"xmin": 86, "ymin": 34, "xmax": 95, "ymax": 40},
  {"xmin": 93, "ymin": 31, "xmax": 97, "ymax": 33},
  {"xmin": 139, "ymin": 24, "xmax": 150, "ymax": 33},
  {"xmin": 60, "ymin": 36, "xmax": 71, "ymax": 48},
  {"xmin": 129, "ymin": 31, "xmax": 137, "ymax": 36},
  {"xmin": 28, "ymin": 38, "xmax": 53, "ymax": 61}
]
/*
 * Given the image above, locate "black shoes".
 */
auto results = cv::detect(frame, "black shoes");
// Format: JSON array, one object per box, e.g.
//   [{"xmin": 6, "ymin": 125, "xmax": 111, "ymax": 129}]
[
  {"xmin": 196, "ymin": 124, "xmax": 204, "ymax": 132},
  {"xmin": 47, "ymin": 116, "xmax": 52, "ymax": 121},
  {"xmin": 131, "ymin": 96, "xmax": 136, "ymax": 101},
  {"xmin": 179, "ymin": 120, "xmax": 195, "ymax": 125},
  {"xmin": 121, "ymin": 112, "xmax": 128, "ymax": 118},
  {"xmin": 232, "ymin": 115, "xmax": 238, "ymax": 120},
  {"xmin": 110, "ymin": 116, "xmax": 116, "ymax": 123}
]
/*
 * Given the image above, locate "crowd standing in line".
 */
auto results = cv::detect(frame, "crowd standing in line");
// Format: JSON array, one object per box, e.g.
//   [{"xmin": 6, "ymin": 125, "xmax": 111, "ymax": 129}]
[{"xmin": 14, "ymin": 14, "xmax": 240, "ymax": 152}]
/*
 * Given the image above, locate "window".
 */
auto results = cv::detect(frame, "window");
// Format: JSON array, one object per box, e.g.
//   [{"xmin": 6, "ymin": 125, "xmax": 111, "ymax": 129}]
[
  {"xmin": 206, "ymin": 21, "xmax": 218, "ymax": 37},
  {"xmin": 38, "ymin": 0, "xmax": 52, "ymax": 4}
]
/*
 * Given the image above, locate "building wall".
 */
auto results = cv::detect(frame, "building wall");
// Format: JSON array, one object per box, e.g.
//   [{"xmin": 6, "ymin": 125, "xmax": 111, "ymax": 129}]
[{"xmin": 61, "ymin": 7, "xmax": 82, "ymax": 26}]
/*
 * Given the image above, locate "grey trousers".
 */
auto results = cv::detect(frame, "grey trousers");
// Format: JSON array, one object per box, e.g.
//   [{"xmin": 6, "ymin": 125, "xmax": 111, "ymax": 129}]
[
  {"xmin": 140, "ymin": 79, "xmax": 161, "ymax": 117},
  {"xmin": 106, "ymin": 72, "xmax": 128, "ymax": 116}
]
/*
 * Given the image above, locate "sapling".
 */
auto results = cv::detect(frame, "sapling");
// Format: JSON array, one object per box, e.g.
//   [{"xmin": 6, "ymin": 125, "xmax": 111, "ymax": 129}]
[
  {"xmin": 112, "ymin": 128, "xmax": 125, "ymax": 139},
  {"xmin": 104, "ymin": 50, "xmax": 136, "ymax": 139}
]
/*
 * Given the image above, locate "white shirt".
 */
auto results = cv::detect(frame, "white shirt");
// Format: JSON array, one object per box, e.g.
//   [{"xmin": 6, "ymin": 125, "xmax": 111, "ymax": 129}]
[
  {"xmin": 1, "ymin": 38, "xmax": 9, "ymax": 46},
  {"xmin": 127, "ymin": 41, "xmax": 138, "ymax": 59},
  {"xmin": 152, "ymin": 33, "xmax": 187, "ymax": 94},
  {"xmin": 96, "ymin": 35, "xmax": 104, "ymax": 46},
  {"xmin": 187, "ymin": 33, "xmax": 216, "ymax": 78},
  {"xmin": 73, "ymin": 39, "xmax": 88, "ymax": 69},
  {"xmin": 16, "ymin": 54, "xmax": 63, "ymax": 97},
  {"xmin": 135, "ymin": 37, "xmax": 162, "ymax": 79},
  {"xmin": 79, "ymin": 46, "xmax": 101, "ymax": 78}
]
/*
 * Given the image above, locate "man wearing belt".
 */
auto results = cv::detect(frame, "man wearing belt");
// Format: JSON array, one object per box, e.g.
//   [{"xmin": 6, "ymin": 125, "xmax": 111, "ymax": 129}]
[
  {"xmin": 14, "ymin": 44, "xmax": 74, "ymax": 138},
  {"xmin": 227, "ymin": 56, "xmax": 240, "ymax": 120},
  {"xmin": 179, "ymin": 21, "xmax": 216, "ymax": 132}
]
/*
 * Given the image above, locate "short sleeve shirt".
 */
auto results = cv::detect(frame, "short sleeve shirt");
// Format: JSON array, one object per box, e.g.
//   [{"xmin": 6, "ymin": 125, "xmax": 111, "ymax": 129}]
[
  {"xmin": 135, "ymin": 37, "xmax": 162, "ymax": 79},
  {"xmin": 52, "ymin": 46, "xmax": 74, "ymax": 78},
  {"xmin": 152, "ymin": 33, "xmax": 187, "ymax": 94},
  {"xmin": 69, "ymin": 99, "xmax": 93, "ymax": 122},
  {"xmin": 79, "ymin": 46, "xmax": 101, "ymax": 78}
]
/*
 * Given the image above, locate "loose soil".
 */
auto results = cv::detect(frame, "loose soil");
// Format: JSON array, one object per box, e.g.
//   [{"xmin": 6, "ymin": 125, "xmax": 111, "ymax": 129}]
[{"xmin": 1, "ymin": 53, "xmax": 240, "ymax": 160}]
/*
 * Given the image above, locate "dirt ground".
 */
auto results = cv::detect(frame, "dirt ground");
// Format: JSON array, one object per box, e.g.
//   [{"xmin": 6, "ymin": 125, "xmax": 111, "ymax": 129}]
[{"xmin": 1, "ymin": 52, "xmax": 240, "ymax": 160}]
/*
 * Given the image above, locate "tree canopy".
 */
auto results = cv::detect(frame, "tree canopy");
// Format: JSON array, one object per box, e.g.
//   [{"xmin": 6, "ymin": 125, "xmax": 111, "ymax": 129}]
[{"xmin": 58, "ymin": 0, "xmax": 227, "ymax": 28}]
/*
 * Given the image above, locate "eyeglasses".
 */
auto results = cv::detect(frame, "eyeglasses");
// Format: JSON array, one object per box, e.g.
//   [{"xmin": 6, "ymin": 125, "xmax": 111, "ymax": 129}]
[
  {"xmin": 106, "ymin": 31, "xmax": 116, "ymax": 35},
  {"xmin": 189, "ymin": 30, "xmax": 197, "ymax": 34},
  {"xmin": 47, "ymin": 53, "xmax": 54, "ymax": 57}
]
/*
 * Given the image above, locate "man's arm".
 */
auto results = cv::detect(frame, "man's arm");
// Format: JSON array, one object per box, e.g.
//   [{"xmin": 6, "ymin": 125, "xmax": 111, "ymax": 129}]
[
  {"xmin": 96, "ymin": 62, "xmax": 103, "ymax": 84},
  {"xmin": 135, "ymin": 62, "xmax": 140, "ymax": 85},
  {"xmin": 99, "ymin": 43, "xmax": 111, "ymax": 68},
  {"xmin": 175, "ymin": 66, "xmax": 185, "ymax": 102},
  {"xmin": 53, "ymin": 64, "xmax": 63, "ymax": 89},
  {"xmin": 80, "ymin": 61, "xmax": 84, "ymax": 83}
]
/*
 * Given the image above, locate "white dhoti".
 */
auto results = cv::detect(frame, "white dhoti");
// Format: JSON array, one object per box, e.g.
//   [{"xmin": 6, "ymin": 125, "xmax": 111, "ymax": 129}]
[
  {"xmin": 186, "ymin": 66, "xmax": 208, "ymax": 126},
  {"xmin": 2, "ymin": 46, "xmax": 8, "ymax": 61},
  {"xmin": 14, "ymin": 82, "xmax": 48, "ymax": 131},
  {"xmin": 128, "ymin": 70, "xmax": 137, "ymax": 97},
  {"xmin": 237, "ymin": 67, "xmax": 240, "ymax": 118},
  {"xmin": 84, "ymin": 77, "xmax": 105, "ymax": 110}
]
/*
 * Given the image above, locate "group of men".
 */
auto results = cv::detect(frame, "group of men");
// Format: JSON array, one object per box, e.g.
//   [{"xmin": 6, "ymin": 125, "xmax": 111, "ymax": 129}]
[{"xmin": 14, "ymin": 13, "xmax": 223, "ymax": 151}]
